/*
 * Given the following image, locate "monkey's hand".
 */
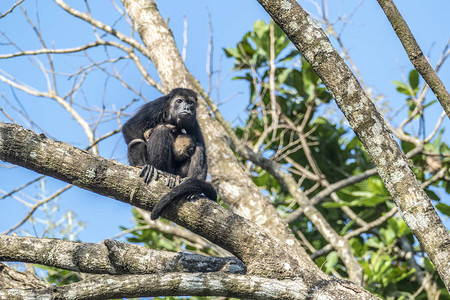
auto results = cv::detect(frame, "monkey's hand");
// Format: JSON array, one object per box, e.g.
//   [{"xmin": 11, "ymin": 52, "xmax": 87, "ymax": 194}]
[{"xmin": 139, "ymin": 164, "xmax": 159, "ymax": 184}]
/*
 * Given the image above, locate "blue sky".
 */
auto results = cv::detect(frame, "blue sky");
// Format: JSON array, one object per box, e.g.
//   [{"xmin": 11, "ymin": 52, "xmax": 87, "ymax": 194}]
[{"xmin": 0, "ymin": 0, "xmax": 448, "ymax": 242}]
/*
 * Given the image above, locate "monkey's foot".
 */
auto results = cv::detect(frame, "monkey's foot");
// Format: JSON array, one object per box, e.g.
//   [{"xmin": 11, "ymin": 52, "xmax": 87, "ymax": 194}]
[
  {"xmin": 166, "ymin": 174, "xmax": 182, "ymax": 188},
  {"xmin": 140, "ymin": 164, "xmax": 158, "ymax": 184}
]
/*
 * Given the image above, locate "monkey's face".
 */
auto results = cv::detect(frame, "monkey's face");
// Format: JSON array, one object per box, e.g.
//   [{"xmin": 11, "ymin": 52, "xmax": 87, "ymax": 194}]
[{"xmin": 170, "ymin": 95, "xmax": 197, "ymax": 129}]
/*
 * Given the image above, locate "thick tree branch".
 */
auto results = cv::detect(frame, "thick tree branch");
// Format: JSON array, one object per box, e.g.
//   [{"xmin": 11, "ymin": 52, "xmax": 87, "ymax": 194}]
[
  {"xmin": 133, "ymin": 208, "xmax": 230, "ymax": 256},
  {"xmin": 0, "ymin": 235, "xmax": 244, "ymax": 275},
  {"xmin": 0, "ymin": 263, "xmax": 46, "ymax": 290},
  {"xmin": 0, "ymin": 268, "xmax": 378, "ymax": 300},
  {"xmin": 256, "ymin": 0, "xmax": 450, "ymax": 291},
  {"xmin": 0, "ymin": 123, "xmax": 314, "ymax": 280},
  {"xmin": 376, "ymin": 0, "xmax": 450, "ymax": 118},
  {"xmin": 0, "ymin": 122, "xmax": 380, "ymax": 298}
]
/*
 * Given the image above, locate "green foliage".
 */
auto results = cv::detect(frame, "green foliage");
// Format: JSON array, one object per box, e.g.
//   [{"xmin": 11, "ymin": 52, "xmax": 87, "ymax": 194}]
[
  {"xmin": 392, "ymin": 70, "xmax": 420, "ymax": 97},
  {"xmin": 436, "ymin": 202, "xmax": 450, "ymax": 217},
  {"xmin": 224, "ymin": 20, "xmax": 292, "ymax": 72},
  {"xmin": 36, "ymin": 265, "xmax": 81, "ymax": 285},
  {"xmin": 124, "ymin": 209, "xmax": 179, "ymax": 251},
  {"xmin": 225, "ymin": 20, "xmax": 449, "ymax": 299},
  {"xmin": 324, "ymin": 177, "xmax": 390, "ymax": 208}
]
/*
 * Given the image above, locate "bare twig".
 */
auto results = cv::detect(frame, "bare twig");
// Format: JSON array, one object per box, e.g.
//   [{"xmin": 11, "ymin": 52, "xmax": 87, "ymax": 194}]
[
  {"xmin": 3, "ymin": 184, "xmax": 72, "ymax": 235},
  {"xmin": 0, "ymin": 0, "xmax": 24, "ymax": 19},
  {"xmin": 0, "ymin": 176, "xmax": 45, "ymax": 200}
]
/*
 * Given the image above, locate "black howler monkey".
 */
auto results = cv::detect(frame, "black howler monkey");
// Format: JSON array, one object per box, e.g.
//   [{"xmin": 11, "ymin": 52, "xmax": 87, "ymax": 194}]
[{"xmin": 122, "ymin": 88, "xmax": 217, "ymax": 220}]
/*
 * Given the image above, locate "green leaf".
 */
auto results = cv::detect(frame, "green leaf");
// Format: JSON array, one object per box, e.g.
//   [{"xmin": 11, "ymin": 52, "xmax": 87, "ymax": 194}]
[
  {"xmin": 380, "ymin": 227, "xmax": 396, "ymax": 245},
  {"xmin": 392, "ymin": 80, "xmax": 411, "ymax": 96},
  {"xmin": 425, "ymin": 189, "xmax": 440, "ymax": 201},
  {"xmin": 224, "ymin": 47, "xmax": 241, "ymax": 59},
  {"xmin": 360, "ymin": 261, "xmax": 373, "ymax": 277},
  {"xmin": 322, "ymin": 202, "xmax": 346, "ymax": 208},
  {"xmin": 349, "ymin": 238, "xmax": 366, "ymax": 257},
  {"xmin": 436, "ymin": 203, "xmax": 450, "ymax": 217},
  {"xmin": 324, "ymin": 251, "xmax": 339, "ymax": 272},
  {"xmin": 392, "ymin": 268, "xmax": 415, "ymax": 283},
  {"xmin": 366, "ymin": 237, "xmax": 383, "ymax": 249},
  {"xmin": 423, "ymin": 99, "xmax": 437, "ymax": 109},
  {"xmin": 278, "ymin": 49, "xmax": 300, "ymax": 62},
  {"xmin": 408, "ymin": 69, "xmax": 419, "ymax": 90},
  {"xmin": 276, "ymin": 68, "xmax": 294, "ymax": 86},
  {"xmin": 322, "ymin": 195, "xmax": 387, "ymax": 208},
  {"xmin": 424, "ymin": 257, "xmax": 435, "ymax": 272},
  {"xmin": 253, "ymin": 20, "xmax": 268, "ymax": 38}
]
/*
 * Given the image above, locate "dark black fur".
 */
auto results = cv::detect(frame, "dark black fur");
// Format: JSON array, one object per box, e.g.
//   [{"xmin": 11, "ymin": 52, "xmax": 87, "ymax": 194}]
[
  {"xmin": 150, "ymin": 178, "xmax": 217, "ymax": 220},
  {"xmin": 122, "ymin": 88, "xmax": 217, "ymax": 220}
]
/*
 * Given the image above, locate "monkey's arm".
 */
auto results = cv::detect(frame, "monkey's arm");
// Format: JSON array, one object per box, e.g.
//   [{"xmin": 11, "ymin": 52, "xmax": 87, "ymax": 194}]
[
  {"xmin": 122, "ymin": 98, "xmax": 167, "ymax": 144},
  {"xmin": 184, "ymin": 124, "xmax": 207, "ymax": 180},
  {"xmin": 123, "ymin": 116, "xmax": 149, "ymax": 167},
  {"xmin": 186, "ymin": 144, "xmax": 207, "ymax": 180},
  {"xmin": 127, "ymin": 139, "xmax": 147, "ymax": 166},
  {"xmin": 139, "ymin": 125, "xmax": 176, "ymax": 184}
]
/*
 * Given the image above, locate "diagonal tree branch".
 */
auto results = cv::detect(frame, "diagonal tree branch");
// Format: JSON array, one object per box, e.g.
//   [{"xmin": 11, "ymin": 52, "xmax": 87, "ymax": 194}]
[
  {"xmin": 376, "ymin": 0, "xmax": 450, "ymax": 118},
  {"xmin": 255, "ymin": 0, "xmax": 450, "ymax": 291}
]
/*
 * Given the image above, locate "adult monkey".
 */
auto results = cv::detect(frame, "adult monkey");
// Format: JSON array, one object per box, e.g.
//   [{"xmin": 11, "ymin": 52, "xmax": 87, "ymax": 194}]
[{"xmin": 122, "ymin": 88, "xmax": 217, "ymax": 220}]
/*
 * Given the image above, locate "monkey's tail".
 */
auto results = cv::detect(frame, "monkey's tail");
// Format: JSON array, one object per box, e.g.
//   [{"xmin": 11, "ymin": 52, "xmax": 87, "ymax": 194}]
[{"xmin": 150, "ymin": 178, "xmax": 217, "ymax": 220}]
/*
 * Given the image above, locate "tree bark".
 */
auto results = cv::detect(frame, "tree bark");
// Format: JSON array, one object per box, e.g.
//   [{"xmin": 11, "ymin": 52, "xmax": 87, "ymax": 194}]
[
  {"xmin": 0, "ymin": 265, "xmax": 378, "ymax": 300},
  {"xmin": 120, "ymin": 0, "xmax": 313, "ymax": 266},
  {"xmin": 0, "ymin": 235, "xmax": 245, "ymax": 275},
  {"xmin": 0, "ymin": 123, "xmax": 308, "ymax": 280},
  {"xmin": 376, "ymin": 0, "xmax": 450, "ymax": 118},
  {"xmin": 255, "ymin": 0, "xmax": 450, "ymax": 291},
  {"xmin": 0, "ymin": 122, "xmax": 381, "ymax": 298}
]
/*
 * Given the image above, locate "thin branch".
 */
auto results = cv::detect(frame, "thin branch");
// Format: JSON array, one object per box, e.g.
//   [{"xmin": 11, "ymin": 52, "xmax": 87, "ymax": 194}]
[
  {"xmin": 0, "ymin": 176, "xmax": 45, "ymax": 200},
  {"xmin": 0, "ymin": 41, "xmax": 117, "ymax": 59},
  {"xmin": 3, "ymin": 184, "xmax": 72, "ymax": 235},
  {"xmin": 0, "ymin": 0, "xmax": 24, "ymax": 19},
  {"xmin": 0, "ymin": 71, "xmax": 96, "ymax": 152},
  {"xmin": 206, "ymin": 10, "xmax": 214, "ymax": 95},
  {"xmin": 182, "ymin": 15, "xmax": 188, "ymax": 62},
  {"xmin": 311, "ymin": 206, "xmax": 398, "ymax": 259},
  {"xmin": 376, "ymin": 0, "xmax": 450, "ymax": 117},
  {"xmin": 52, "ymin": 0, "xmax": 152, "ymax": 60},
  {"xmin": 424, "ymin": 111, "xmax": 446, "ymax": 143}
]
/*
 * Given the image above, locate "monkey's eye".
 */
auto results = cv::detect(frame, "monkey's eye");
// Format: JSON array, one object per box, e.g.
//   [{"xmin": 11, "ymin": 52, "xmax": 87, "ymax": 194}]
[
  {"xmin": 187, "ymin": 100, "xmax": 193, "ymax": 105},
  {"xmin": 176, "ymin": 98, "xmax": 183, "ymax": 104}
]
